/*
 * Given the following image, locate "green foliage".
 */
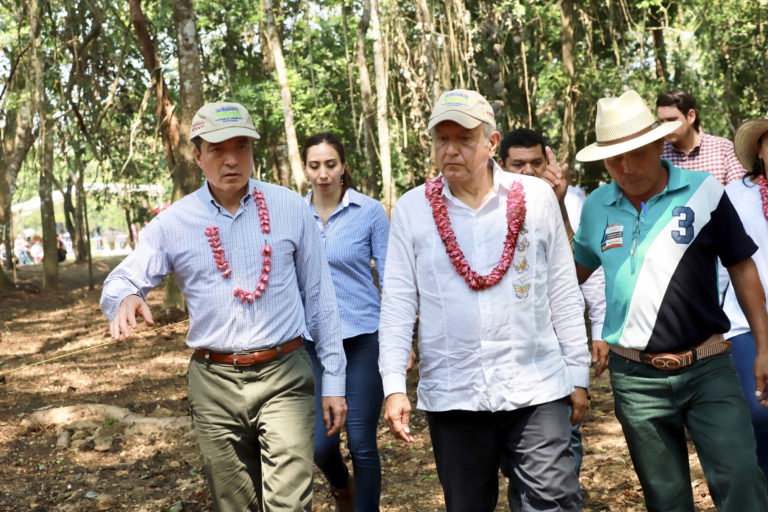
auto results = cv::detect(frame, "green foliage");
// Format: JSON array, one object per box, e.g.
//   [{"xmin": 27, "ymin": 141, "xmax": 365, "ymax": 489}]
[{"xmin": 3, "ymin": 0, "xmax": 767, "ymax": 210}]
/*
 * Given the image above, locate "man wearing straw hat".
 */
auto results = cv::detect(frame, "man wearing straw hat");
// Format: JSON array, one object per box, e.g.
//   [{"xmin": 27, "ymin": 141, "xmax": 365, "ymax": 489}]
[
  {"xmin": 101, "ymin": 101, "xmax": 347, "ymax": 511},
  {"xmin": 573, "ymin": 90, "xmax": 768, "ymax": 511}
]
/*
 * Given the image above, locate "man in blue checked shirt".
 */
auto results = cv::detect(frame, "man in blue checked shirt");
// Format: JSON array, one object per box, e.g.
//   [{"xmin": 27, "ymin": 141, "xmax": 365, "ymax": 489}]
[{"xmin": 100, "ymin": 101, "xmax": 347, "ymax": 512}]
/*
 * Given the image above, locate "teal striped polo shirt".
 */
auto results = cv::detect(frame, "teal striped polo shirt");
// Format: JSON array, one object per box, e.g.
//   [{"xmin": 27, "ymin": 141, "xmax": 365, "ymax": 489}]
[{"xmin": 573, "ymin": 160, "xmax": 756, "ymax": 352}]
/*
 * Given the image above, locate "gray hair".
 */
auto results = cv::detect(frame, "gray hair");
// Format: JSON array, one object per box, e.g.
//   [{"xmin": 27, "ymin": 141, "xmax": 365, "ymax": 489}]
[{"xmin": 430, "ymin": 121, "xmax": 496, "ymax": 143}]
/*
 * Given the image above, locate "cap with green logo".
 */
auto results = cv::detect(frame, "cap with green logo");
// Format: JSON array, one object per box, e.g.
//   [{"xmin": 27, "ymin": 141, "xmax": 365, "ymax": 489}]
[
  {"xmin": 189, "ymin": 102, "xmax": 261, "ymax": 143},
  {"xmin": 428, "ymin": 90, "xmax": 496, "ymax": 131}
]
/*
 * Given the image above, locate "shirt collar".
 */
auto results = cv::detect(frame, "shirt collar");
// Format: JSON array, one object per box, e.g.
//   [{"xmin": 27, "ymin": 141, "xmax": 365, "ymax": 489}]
[
  {"xmin": 304, "ymin": 188, "xmax": 357, "ymax": 212},
  {"xmin": 199, "ymin": 179, "xmax": 257, "ymax": 217},
  {"xmin": 602, "ymin": 159, "xmax": 685, "ymax": 206}
]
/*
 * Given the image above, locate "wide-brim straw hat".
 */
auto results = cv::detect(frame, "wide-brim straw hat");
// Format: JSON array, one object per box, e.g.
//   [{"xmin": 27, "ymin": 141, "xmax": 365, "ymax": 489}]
[
  {"xmin": 734, "ymin": 116, "xmax": 768, "ymax": 171},
  {"xmin": 576, "ymin": 90, "xmax": 681, "ymax": 162}
]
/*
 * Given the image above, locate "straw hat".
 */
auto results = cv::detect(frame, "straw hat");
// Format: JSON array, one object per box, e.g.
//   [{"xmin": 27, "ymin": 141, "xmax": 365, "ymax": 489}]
[
  {"xmin": 189, "ymin": 102, "xmax": 260, "ymax": 142},
  {"xmin": 576, "ymin": 90, "xmax": 681, "ymax": 162},
  {"xmin": 428, "ymin": 89, "xmax": 496, "ymax": 131},
  {"xmin": 734, "ymin": 115, "xmax": 768, "ymax": 171}
]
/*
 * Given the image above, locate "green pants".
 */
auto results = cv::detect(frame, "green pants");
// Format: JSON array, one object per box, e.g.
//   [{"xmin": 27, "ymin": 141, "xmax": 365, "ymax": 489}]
[
  {"xmin": 609, "ymin": 351, "xmax": 768, "ymax": 512},
  {"xmin": 187, "ymin": 347, "xmax": 316, "ymax": 512}
]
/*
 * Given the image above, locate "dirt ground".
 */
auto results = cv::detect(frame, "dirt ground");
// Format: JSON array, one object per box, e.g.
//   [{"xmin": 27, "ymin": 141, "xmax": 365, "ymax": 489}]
[{"xmin": 0, "ymin": 257, "xmax": 717, "ymax": 511}]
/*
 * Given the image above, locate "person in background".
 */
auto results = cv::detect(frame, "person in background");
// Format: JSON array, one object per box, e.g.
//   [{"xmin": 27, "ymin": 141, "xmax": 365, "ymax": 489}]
[
  {"xmin": 301, "ymin": 132, "xmax": 389, "ymax": 511},
  {"xmin": 720, "ymin": 112, "xmax": 768, "ymax": 480},
  {"xmin": 656, "ymin": 90, "xmax": 746, "ymax": 185}
]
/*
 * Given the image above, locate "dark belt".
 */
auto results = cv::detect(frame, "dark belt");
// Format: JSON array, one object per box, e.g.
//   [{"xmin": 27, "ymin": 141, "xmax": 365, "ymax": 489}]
[
  {"xmin": 194, "ymin": 337, "xmax": 303, "ymax": 366},
  {"xmin": 609, "ymin": 334, "xmax": 731, "ymax": 371}
]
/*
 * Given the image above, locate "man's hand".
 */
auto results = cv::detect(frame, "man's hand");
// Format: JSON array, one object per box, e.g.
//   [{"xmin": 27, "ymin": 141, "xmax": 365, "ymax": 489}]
[
  {"xmin": 541, "ymin": 146, "xmax": 568, "ymax": 203},
  {"xmin": 321, "ymin": 396, "xmax": 348, "ymax": 436},
  {"xmin": 384, "ymin": 392, "xmax": 414, "ymax": 443},
  {"xmin": 591, "ymin": 340, "xmax": 610, "ymax": 377},
  {"xmin": 568, "ymin": 387, "xmax": 589, "ymax": 426},
  {"xmin": 755, "ymin": 353, "xmax": 768, "ymax": 408},
  {"xmin": 110, "ymin": 294, "xmax": 155, "ymax": 340}
]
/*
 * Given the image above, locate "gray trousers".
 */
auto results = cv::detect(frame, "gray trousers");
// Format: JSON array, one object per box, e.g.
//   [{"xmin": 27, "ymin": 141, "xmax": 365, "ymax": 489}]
[
  {"xmin": 426, "ymin": 398, "xmax": 582, "ymax": 512},
  {"xmin": 187, "ymin": 347, "xmax": 316, "ymax": 512}
]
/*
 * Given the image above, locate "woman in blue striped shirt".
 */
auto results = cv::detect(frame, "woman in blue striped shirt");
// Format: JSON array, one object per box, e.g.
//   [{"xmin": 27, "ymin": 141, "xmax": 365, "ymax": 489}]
[{"xmin": 301, "ymin": 133, "xmax": 390, "ymax": 511}]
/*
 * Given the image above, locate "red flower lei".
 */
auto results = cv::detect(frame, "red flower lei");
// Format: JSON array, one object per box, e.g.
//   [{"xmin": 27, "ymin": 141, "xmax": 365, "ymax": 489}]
[
  {"xmin": 424, "ymin": 176, "xmax": 527, "ymax": 290},
  {"xmin": 758, "ymin": 175, "xmax": 768, "ymax": 222},
  {"xmin": 204, "ymin": 188, "xmax": 273, "ymax": 304}
]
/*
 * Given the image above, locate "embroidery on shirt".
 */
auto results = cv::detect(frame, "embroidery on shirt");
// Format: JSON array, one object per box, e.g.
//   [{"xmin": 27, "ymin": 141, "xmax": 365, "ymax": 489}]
[
  {"xmin": 513, "ymin": 282, "xmax": 531, "ymax": 299},
  {"xmin": 516, "ymin": 237, "xmax": 530, "ymax": 252},
  {"xmin": 513, "ymin": 256, "xmax": 528, "ymax": 273},
  {"xmin": 601, "ymin": 223, "xmax": 624, "ymax": 251}
]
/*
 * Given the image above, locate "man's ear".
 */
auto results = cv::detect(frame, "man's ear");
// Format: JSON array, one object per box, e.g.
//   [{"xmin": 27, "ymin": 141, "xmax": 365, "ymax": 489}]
[
  {"xmin": 686, "ymin": 108, "xmax": 697, "ymax": 126},
  {"xmin": 488, "ymin": 131, "xmax": 502, "ymax": 155}
]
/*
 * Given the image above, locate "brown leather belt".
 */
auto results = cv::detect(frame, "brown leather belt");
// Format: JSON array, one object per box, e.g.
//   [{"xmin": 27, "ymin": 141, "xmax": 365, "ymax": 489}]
[
  {"xmin": 609, "ymin": 334, "xmax": 731, "ymax": 371},
  {"xmin": 194, "ymin": 337, "xmax": 303, "ymax": 366}
]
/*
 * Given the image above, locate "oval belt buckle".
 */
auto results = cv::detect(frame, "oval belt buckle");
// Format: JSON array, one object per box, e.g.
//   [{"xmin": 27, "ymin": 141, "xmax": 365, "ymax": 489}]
[{"xmin": 650, "ymin": 354, "xmax": 682, "ymax": 370}]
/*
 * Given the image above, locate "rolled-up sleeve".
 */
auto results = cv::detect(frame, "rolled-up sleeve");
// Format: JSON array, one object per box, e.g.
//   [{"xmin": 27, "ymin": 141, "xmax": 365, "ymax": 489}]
[
  {"xmin": 378, "ymin": 199, "xmax": 419, "ymax": 397},
  {"xmin": 295, "ymin": 205, "xmax": 346, "ymax": 396}
]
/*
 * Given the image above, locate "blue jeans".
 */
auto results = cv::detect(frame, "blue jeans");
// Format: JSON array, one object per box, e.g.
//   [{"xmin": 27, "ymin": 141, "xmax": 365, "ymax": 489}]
[
  {"xmin": 305, "ymin": 332, "xmax": 383, "ymax": 511},
  {"xmin": 728, "ymin": 331, "xmax": 768, "ymax": 481},
  {"xmin": 609, "ymin": 351, "xmax": 768, "ymax": 512}
]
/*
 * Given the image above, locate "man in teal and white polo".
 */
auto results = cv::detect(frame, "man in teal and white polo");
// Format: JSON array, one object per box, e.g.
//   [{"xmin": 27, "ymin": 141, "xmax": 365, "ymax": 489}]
[{"xmin": 573, "ymin": 90, "xmax": 768, "ymax": 512}]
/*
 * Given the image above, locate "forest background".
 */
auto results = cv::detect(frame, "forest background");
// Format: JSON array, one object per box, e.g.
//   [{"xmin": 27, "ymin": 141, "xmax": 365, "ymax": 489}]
[{"xmin": 1, "ymin": 0, "xmax": 767, "ymax": 294}]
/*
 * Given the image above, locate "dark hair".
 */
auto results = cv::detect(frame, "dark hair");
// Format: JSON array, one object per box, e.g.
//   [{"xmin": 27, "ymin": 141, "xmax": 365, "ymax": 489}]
[
  {"xmin": 656, "ymin": 90, "xmax": 700, "ymax": 132},
  {"xmin": 743, "ymin": 132, "xmax": 768, "ymax": 182},
  {"xmin": 191, "ymin": 136, "xmax": 203, "ymax": 152},
  {"xmin": 499, "ymin": 128, "xmax": 547, "ymax": 166},
  {"xmin": 301, "ymin": 132, "xmax": 354, "ymax": 192}
]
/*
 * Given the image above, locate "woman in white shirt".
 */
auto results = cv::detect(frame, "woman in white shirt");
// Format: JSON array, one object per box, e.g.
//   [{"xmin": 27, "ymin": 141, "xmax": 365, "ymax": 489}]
[{"xmin": 722, "ymin": 114, "xmax": 768, "ymax": 480}]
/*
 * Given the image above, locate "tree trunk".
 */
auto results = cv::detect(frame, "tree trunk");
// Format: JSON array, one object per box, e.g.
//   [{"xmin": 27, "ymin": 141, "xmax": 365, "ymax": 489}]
[
  {"xmin": 356, "ymin": 0, "xmax": 380, "ymax": 196},
  {"xmin": 370, "ymin": 0, "xmax": 393, "ymax": 214},
  {"xmin": 559, "ymin": 0, "xmax": 577, "ymax": 175},
  {"xmin": 130, "ymin": 0, "xmax": 188, "ymax": 310},
  {"xmin": 172, "ymin": 0, "xmax": 203, "ymax": 199},
  {"xmin": 30, "ymin": 0, "xmax": 58, "ymax": 289},
  {"xmin": 650, "ymin": 5, "xmax": 668, "ymax": 83},
  {"xmin": 263, "ymin": 0, "xmax": 307, "ymax": 194}
]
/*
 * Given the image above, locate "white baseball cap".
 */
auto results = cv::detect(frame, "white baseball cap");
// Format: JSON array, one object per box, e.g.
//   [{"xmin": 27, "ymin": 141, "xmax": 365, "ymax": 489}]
[{"xmin": 189, "ymin": 102, "xmax": 260, "ymax": 143}]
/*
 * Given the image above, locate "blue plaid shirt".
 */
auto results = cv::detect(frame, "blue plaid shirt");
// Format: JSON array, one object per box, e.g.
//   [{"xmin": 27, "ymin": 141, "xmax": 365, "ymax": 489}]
[{"xmin": 101, "ymin": 179, "xmax": 346, "ymax": 396}]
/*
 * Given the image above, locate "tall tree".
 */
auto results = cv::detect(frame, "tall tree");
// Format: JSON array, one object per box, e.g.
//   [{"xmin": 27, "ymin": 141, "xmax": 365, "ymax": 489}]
[
  {"xmin": 263, "ymin": 0, "xmax": 308, "ymax": 194},
  {"xmin": 355, "ymin": 0, "xmax": 380, "ymax": 196},
  {"xmin": 560, "ymin": 0, "xmax": 576, "ymax": 172},
  {"xmin": 129, "ymin": 0, "xmax": 180, "ymax": 308},
  {"xmin": 31, "ymin": 0, "xmax": 58, "ymax": 289},
  {"xmin": 172, "ymin": 0, "xmax": 203, "ymax": 199},
  {"xmin": 370, "ymin": 0, "xmax": 394, "ymax": 213}
]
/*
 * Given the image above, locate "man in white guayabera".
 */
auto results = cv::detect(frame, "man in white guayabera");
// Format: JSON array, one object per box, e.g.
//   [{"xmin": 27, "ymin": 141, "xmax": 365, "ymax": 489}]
[{"xmin": 378, "ymin": 89, "xmax": 589, "ymax": 511}]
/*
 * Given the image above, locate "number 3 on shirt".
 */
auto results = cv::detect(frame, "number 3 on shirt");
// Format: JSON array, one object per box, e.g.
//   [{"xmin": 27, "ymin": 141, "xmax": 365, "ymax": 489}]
[{"xmin": 671, "ymin": 206, "xmax": 695, "ymax": 244}]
